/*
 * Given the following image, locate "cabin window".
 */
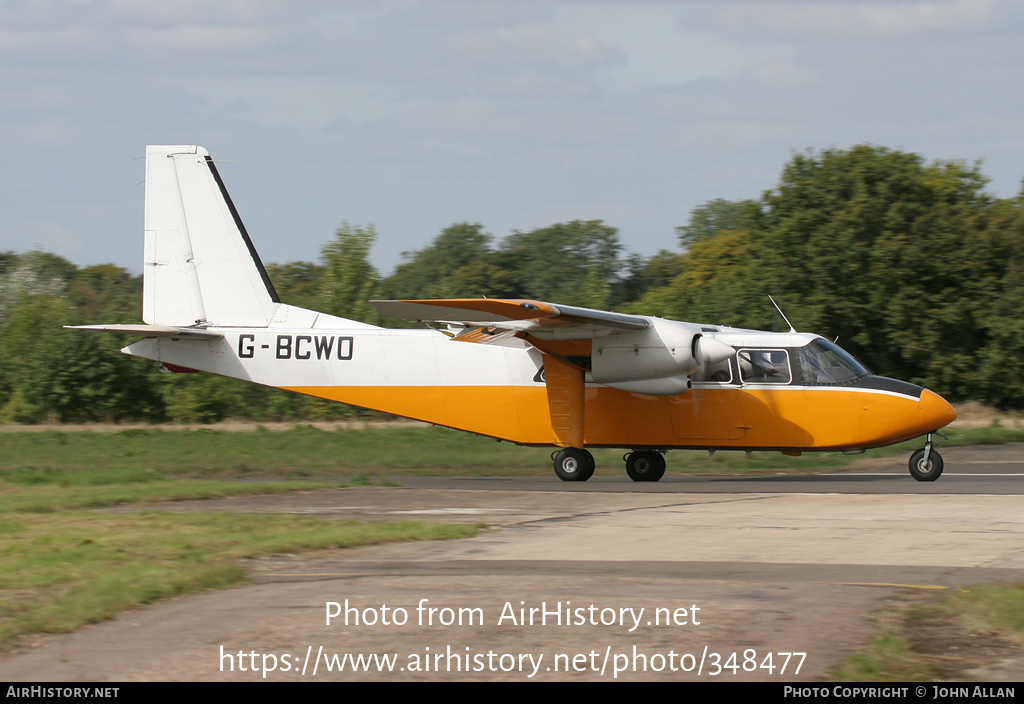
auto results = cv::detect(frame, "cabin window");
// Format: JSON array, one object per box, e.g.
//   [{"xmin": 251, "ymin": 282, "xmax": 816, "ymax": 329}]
[
  {"xmin": 794, "ymin": 339, "xmax": 870, "ymax": 385},
  {"xmin": 737, "ymin": 349, "xmax": 792, "ymax": 384},
  {"xmin": 692, "ymin": 357, "xmax": 733, "ymax": 384}
]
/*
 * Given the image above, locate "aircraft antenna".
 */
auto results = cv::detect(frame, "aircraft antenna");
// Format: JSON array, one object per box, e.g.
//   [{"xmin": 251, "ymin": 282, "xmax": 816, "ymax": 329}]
[{"xmin": 769, "ymin": 295, "xmax": 796, "ymax": 333}]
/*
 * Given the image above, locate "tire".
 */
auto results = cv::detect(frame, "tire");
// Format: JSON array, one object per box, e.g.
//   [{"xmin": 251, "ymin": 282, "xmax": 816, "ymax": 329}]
[
  {"xmin": 554, "ymin": 448, "xmax": 595, "ymax": 481},
  {"xmin": 626, "ymin": 450, "xmax": 666, "ymax": 482},
  {"xmin": 909, "ymin": 448, "xmax": 943, "ymax": 482}
]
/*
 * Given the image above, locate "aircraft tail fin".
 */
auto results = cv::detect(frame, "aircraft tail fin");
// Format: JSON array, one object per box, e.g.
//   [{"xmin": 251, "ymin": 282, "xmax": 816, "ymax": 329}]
[{"xmin": 143, "ymin": 145, "xmax": 281, "ymax": 327}]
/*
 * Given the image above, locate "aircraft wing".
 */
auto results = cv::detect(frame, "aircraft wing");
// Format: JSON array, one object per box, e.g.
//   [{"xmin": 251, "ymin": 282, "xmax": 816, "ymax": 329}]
[
  {"xmin": 373, "ymin": 297, "xmax": 735, "ymax": 398},
  {"xmin": 371, "ymin": 298, "xmax": 649, "ymax": 342}
]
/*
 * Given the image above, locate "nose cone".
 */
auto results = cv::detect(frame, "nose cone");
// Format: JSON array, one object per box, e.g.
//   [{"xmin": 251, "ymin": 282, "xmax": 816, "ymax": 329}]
[{"xmin": 920, "ymin": 389, "xmax": 957, "ymax": 432}]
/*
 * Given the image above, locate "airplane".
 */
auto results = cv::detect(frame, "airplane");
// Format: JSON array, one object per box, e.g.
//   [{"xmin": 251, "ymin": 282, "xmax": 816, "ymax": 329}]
[{"xmin": 71, "ymin": 145, "xmax": 958, "ymax": 483}]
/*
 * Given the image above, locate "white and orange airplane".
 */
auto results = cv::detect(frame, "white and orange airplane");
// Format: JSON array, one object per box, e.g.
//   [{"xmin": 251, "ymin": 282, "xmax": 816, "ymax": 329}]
[{"xmin": 73, "ymin": 145, "xmax": 957, "ymax": 482}]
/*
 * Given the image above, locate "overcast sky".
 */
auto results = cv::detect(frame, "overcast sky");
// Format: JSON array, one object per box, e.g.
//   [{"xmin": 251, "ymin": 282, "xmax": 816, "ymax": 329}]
[{"xmin": 2, "ymin": 0, "xmax": 1022, "ymax": 276}]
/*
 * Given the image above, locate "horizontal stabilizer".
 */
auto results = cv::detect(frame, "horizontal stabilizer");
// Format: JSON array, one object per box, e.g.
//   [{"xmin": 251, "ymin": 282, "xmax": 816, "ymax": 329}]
[{"xmin": 65, "ymin": 324, "xmax": 224, "ymax": 340}]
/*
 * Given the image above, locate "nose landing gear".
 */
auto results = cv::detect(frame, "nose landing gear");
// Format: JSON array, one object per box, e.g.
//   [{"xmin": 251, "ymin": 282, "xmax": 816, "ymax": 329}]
[{"xmin": 909, "ymin": 432, "xmax": 947, "ymax": 482}]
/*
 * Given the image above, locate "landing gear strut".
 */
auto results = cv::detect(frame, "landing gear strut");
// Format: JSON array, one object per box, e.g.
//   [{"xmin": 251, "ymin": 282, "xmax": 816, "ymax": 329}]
[
  {"xmin": 553, "ymin": 447, "xmax": 595, "ymax": 482},
  {"xmin": 909, "ymin": 432, "xmax": 946, "ymax": 482},
  {"xmin": 624, "ymin": 450, "xmax": 666, "ymax": 482}
]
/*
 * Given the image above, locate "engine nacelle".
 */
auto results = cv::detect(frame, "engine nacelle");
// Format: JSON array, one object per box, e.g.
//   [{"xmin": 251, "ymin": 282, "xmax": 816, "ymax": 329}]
[
  {"xmin": 592, "ymin": 318, "xmax": 700, "ymax": 385},
  {"xmin": 590, "ymin": 318, "xmax": 734, "ymax": 396},
  {"xmin": 603, "ymin": 376, "xmax": 694, "ymax": 395}
]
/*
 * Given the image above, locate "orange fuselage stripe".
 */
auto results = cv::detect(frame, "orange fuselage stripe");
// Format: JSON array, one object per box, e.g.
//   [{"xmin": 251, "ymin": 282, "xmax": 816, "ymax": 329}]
[{"xmin": 280, "ymin": 384, "xmax": 929, "ymax": 451}]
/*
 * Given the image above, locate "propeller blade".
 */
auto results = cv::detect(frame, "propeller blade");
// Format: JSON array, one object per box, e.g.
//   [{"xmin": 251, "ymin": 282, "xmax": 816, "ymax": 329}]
[
  {"xmin": 695, "ymin": 336, "xmax": 735, "ymax": 367},
  {"xmin": 689, "ymin": 337, "xmax": 735, "ymax": 416}
]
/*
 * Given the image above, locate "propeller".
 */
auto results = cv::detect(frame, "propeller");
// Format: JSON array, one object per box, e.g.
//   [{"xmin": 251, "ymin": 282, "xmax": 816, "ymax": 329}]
[
  {"xmin": 689, "ymin": 335, "xmax": 736, "ymax": 415},
  {"xmin": 693, "ymin": 335, "xmax": 736, "ymax": 369}
]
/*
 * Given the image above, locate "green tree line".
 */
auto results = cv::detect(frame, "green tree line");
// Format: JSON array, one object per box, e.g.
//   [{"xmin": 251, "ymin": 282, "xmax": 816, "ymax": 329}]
[{"xmin": 2, "ymin": 145, "xmax": 1022, "ymax": 423}]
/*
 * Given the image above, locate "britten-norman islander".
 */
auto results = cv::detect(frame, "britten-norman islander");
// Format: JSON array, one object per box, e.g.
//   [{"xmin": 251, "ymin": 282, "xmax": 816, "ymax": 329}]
[{"xmin": 72, "ymin": 146, "xmax": 957, "ymax": 483}]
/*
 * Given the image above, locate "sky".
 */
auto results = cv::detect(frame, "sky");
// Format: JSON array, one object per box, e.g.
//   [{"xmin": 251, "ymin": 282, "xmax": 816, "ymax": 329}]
[{"xmin": 2, "ymin": 0, "xmax": 1022, "ymax": 276}]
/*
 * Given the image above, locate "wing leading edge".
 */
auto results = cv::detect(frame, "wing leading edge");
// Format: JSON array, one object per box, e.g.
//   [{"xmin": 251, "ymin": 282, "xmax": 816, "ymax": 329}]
[{"xmin": 371, "ymin": 298, "xmax": 648, "ymax": 341}]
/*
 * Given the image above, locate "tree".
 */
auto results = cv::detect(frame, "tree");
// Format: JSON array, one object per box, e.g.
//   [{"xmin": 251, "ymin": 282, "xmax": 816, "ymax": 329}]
[
  {"xmin": 676, "ymin": 199, "xmax": 754, "ymax": 248},
  {"xmin": 970, "ymin": 191, "xmax": 1024, "ymax": 407},
  {"xmin": 317, "ymin": 222, "xmax": 382, "ymax": 325},
  {"xmin": 266, "ymin": 261, "xmax": 324, "ymax": 311},
  {"xmin": 0, "ymin": 250, "xmax": 72, "ymax": 323},
  {"xmin": 615, "ymin": 251, "xmax": 684, "ymax": 312},
  {"xmin": 0, "ymin": 293, "xmax": 164, "ymax": 423},
  {"xmin": 640, "ymin": 146, "xmax": 1004, "ymax": 400},
  {"xmin": 497, "ymin": 220, "xmax": 623, "ymax": 307},
  {"xmin": 636, "ymin": 228, "xmax": 758, "ymax": 324},
  {"xmin": 380, "ymin": 223, "xmax": 507, "ymax": 300}
]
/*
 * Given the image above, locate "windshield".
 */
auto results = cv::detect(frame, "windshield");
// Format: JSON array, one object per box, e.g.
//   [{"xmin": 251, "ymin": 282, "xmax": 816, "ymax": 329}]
[{"xmin": 796, "ymin": 339, "xmax": 870, "ymax": 385}]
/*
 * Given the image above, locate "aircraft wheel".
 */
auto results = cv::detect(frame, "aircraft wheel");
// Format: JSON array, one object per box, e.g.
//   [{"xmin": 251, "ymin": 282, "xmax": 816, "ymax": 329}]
[
  {"xmin": 554, "ymin": 448, "xmax": 595, "ymax": 482},
  {"xmin": 625, "ymin": 450, "xmax": 666, "ymax": 482},
  {"xmin": 909, "ymin": 448, "xmax": 943, "ymax": 482}
]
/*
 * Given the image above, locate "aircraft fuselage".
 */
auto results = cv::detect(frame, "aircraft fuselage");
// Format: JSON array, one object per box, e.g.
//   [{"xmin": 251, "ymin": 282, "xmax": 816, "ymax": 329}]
[{"xmin": 126, "ymin": 324, "xmax": 954, "ymax": 454}]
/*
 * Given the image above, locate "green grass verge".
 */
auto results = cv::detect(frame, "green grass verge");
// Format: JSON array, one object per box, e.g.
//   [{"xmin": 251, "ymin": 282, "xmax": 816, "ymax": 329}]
[
  {"xmin": 832, "ymin": 584, "xmax": 1024, "ymax": 681},
  {"xmin": 0, "ymin": 510, "xmax": 479, "ymax": 650},
  {"xmin": 0, "ymin": 480, "xmax": 352, "ymax": 513},
  {"xmin": 0, "ymin": 427, "xmax": 513, "ymax": 651},
  {"xmin": 2, "ymin": 422, "xmax": 1019, "ymax": 481},
  {"xmin": 946, "ymin": 583, "xmax": 1024, "ymax": 632},
  {"xmin": 832, "ymin": 632, "xmax": 932, "ymax": 681}
]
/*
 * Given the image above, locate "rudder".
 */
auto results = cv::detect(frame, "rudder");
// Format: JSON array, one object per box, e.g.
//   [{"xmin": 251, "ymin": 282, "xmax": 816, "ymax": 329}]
[{"xmin": 143, "ymin": 145, "xmax": 281, "ymax": 327}]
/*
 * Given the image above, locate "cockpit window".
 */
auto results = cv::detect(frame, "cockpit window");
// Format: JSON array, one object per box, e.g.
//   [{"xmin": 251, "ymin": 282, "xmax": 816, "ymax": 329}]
[
  {"xmin": 738, "ymin": 349, "xmax": 792, "ymax": 384},
  {"xmin": 795, "ymin": 339, "xmax": 870, "ymax": 385}
]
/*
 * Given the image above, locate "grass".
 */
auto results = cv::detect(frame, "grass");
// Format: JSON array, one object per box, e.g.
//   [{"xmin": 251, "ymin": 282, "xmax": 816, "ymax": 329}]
[
  {"xmin": 833, "ymin": 632, "xmax": 932, "ymax": 681},
  {"xmin": 0, "ymin": 510, "xmax": 479, "ymax": 649},
  {"xmin": 831, "ymin": 607, "xmax": 938, "ymax": 681},
  {"xmin": 0, "ymin": 425, "xmax": 504, "ymax": 651},
  {"xmin": 832, "ymin": 583, "xmax": 1024, "ymax": 681},
  {"xmin": 1, "ymin": 422, "xmax": 1020, "ymax": 481},
  {"xmin": 0, "ymin": 480, "xmax": 350, "ymax": 513},
  {"xmin": 946, "ymin": 583, "xmax": 1024, "ymax": 632}
]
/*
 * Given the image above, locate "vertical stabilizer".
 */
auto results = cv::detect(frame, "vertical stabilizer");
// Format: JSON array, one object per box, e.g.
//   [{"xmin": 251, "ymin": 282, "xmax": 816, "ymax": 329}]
[{"xmin": 143, "ymin": 145, "xmax": 281, "ymax": 327}]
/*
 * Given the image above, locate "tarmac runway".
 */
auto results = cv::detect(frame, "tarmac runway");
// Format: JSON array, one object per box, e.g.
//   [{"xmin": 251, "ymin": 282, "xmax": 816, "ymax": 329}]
[{"xmin": 2, "ymin": 444, "xmax": 1022, "ymax": 682}]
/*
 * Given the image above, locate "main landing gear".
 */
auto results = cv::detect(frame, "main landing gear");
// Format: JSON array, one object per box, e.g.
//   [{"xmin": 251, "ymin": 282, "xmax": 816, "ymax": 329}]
[
  {"xmin": 552, "ymin": 448, "xmax": 667, "ymax": 482},
  {"xmin": 624, "ymin": 450, "xmax": 666, "ymax": 482},
  {"xmin": 552, "ymin": 448, "xmax": 595, "ymax": 482},
  {"xmin": 909, "ymin": 432, "xmax": 946, "ymax": 482}
]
